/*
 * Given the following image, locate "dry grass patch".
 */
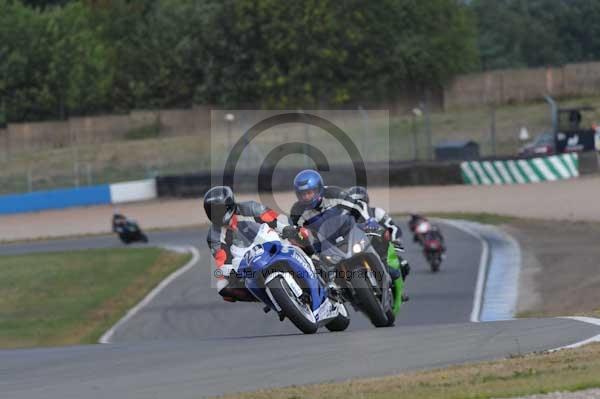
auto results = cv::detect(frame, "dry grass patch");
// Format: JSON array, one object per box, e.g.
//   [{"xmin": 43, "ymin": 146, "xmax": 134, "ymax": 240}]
[{"xmin": 213, "ymin": 343, "xmax": 600, "ymax": 399}]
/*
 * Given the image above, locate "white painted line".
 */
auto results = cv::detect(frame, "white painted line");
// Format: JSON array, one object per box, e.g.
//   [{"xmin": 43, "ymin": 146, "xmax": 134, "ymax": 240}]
[
  {"xmin": 99, "ymin": 245, "xmax": 200, "ymax": 344},
  {"xmin": 436, "ymin": 219, "xmax": 489, "ymax": 323},
  {"xmin": 549, "ymin": 317, "xmax": 600, "ymax": 352}
]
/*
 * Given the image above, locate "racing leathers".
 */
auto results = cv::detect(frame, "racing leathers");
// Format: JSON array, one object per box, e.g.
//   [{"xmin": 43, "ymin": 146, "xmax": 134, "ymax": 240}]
[
  {"xmin": 206, "ymin": 201, "xmax": 290, "ymax": 302},
  {"xmin": 289, "ymin": 186, "xmax": 403, "ymax": 278},
  {"xmin": 290, "ymin": 186, "xmax": 369, "ymax": 228}
]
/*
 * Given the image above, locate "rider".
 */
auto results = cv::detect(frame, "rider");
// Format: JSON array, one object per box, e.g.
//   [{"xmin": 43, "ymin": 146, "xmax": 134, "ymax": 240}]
[
  {"xmin": 347, "ymin": 186, "xmax": 411, "ymax": 282},
  {"xmin": 204, "ymin": 185, "xmax": 291, "ymax": 302},
  {"xmin": 409, "ymin": 213, "xmax": 446, "ymax": 252},
  {"xmin": 288, "ymin": 169, "xmax": 371, "ymax": 236},
  {"xmin": 112, "ymin": 212, "xmax": 135, "ymax": 233}
]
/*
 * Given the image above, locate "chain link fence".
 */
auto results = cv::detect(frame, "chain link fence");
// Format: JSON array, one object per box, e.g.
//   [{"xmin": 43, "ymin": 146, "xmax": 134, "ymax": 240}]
[{"xmin": 0, "ymin": 101, "xmax": 559, "ymax": 195}]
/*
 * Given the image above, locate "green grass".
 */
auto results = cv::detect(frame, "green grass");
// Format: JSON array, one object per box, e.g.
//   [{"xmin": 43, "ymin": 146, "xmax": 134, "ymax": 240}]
[
  {"xmin": 214, "ymin": 343, "xmax": 600, "ymax": 399},
  {"xmin": 0, "ymin": 247, "xmax": 190, "ymax": 348}
]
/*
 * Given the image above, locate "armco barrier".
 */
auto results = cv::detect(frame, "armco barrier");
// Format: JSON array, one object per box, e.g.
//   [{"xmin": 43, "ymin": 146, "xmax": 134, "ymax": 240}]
[
  {"xmin": 0, "ymin": 185, "xmax": 111, "ymax": 214},
  {"xmin": 110, "ymin": 179, "xmax": 157, "ymax": 204},
  {"xmin": 0, "ymin": 179, "xmax": 157, "ymax": 215},
  {"xmin": 461, "ymin": 153, "xmax": 579, "ymax": 185}
]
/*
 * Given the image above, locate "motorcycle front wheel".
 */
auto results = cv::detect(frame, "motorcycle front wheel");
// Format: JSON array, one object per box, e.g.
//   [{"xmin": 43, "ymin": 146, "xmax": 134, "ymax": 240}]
[
  {"xmin": 266, "ymin": 276, "xmax": 318, "ymax": 334},
  {"xmin": 350, "ymin": 274, "xmax": 389, "ymax": 327}
]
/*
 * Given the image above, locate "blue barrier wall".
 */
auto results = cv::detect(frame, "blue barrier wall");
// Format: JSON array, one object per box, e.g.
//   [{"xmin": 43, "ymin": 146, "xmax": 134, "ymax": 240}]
[{"xmin": 0, "ymin": 185, "xmax": 111, "ymax": 215}]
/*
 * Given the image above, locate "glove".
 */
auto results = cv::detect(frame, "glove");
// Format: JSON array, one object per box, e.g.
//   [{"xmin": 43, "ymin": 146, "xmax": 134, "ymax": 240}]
[{"xmin": 362, "ymin": 218, "xmax": 381, "ymax": 234}]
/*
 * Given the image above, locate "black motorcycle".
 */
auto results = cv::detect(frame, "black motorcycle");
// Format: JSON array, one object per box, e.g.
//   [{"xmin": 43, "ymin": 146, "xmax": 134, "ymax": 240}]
[{"xmin": 115, "ymin": 221, "xmax": 149, "ymax": 244}]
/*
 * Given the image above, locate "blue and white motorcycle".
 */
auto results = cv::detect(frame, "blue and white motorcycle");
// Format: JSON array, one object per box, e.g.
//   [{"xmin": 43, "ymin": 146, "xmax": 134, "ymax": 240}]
[{"xmin": 231, "ymin": 224, "xmax": 350, "ymax": 334}]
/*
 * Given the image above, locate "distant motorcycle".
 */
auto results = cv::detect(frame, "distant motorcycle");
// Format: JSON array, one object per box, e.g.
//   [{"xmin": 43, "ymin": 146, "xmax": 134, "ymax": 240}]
[
  {"xmin": 115, "ymin": 220, "xmax": 149, "ymax": 245},
  {"xmin": 422, "ymin": 229, "xmax": 444, "ymax": 273},
  {"xmin": 409, "ymin": 215, "xmax": 445, "ymax": 273}
]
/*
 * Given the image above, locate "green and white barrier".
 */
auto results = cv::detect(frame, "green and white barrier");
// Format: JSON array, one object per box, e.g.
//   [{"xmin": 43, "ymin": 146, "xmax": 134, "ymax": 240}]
[{"xmin": 461, "ymin": 153, "xmax": 579, "ymax": 185}]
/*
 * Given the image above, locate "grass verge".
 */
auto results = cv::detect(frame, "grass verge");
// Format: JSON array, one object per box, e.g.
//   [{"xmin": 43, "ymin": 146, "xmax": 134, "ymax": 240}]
[
  {"xmin": 0, "ymin": 247, "xmax": 191, "ymax": 348},
  {"xmin": 214, "ymin": 343, "xmax": 600, "ymax": 399}
]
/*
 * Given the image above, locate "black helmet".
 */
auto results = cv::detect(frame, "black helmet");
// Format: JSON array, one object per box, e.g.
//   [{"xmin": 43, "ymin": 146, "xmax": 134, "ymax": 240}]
[
  {"xmin": 203, "ymin": 186, "xmax": 236, "ymax": 226},
  {"xmin": 347, "ymin": 186, "xmax": 369, "ymax": 204}
]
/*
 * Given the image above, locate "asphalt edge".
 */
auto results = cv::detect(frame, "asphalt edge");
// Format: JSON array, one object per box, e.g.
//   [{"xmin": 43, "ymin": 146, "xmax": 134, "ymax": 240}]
[
  {"xmin": 549, "ymin": 317, "xmax": 600, "ymax": 352},
  {"xmin": 438, "ymin": 219, "xmax": 490, "ymax": 323},
  {"xmin": 98, "ymin": 245, "xmax": 200, "ymax": 344}
]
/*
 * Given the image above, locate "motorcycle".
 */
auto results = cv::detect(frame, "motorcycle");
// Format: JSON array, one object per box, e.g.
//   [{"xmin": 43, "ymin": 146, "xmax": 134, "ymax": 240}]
[
  {"xmin": 315, "ymin": 211, "xmax": 396, "ymax": 327},
  {"xmin": 231, "ymin": 223, "xmax": 350, "ymax": 334},
  {"xmin": 422, "ymin": 230, "xmax": 444, "ymax": 273},
  {"xmin": 412, "ymin": 219, "xmax": 432, "ymax": 246},
  {"xmin": 115, "ymin": 220, "xmax": 149, "ymax": 245},
  {"xmin": 361, "ymin": 218, "xmax": 405, "ymax": 317}
]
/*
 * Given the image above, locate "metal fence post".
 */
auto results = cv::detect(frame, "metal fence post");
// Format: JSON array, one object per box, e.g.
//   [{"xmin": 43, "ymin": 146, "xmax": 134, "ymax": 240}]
[
  {"xmin": 411, "ymin": 109, "xmax": 421, "ymax": 161},
  {"xmin": 86, "ymin": 163, "xmax": 92, "ymax": 186},
  {"xmin": 490, "ymin": 105, "xmax": 497, "ymax": 157},
  {"xmin": 27, "ymin": 167, "xmax": 32, "ymax": 192},
  {"xmin": 423, "ymin": 91, "xmax": 433, "ymax": 161},
  {"xmin": 358, "ymin": 105, "xmax": 369, "ymax": 160},
  {"xmin": 69, "ymin": 121, "xmax": 80, "ymax": 188}
]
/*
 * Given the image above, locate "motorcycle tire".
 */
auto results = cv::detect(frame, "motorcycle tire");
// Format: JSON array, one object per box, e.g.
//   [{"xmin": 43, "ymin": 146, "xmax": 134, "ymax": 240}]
[
  {"xmin": 266, "ymin": 276, "xmax": 318, "ymax": 334},
  {"xmin": 350, "ymin": 274, "xmax": 389, "ymax": 327},
  {"xmin": 430, "ymin": 258, "xmax": 441, "ymax": 273},
  {"xmin": 325, "ymin": 304, "xmax": 350, "ymax": 332}
]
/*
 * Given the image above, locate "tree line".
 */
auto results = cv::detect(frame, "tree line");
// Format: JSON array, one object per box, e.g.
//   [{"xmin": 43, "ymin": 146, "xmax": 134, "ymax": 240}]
[{"xmin": 1, "ymin": 0, "xmax": 599, "ymax": 123}]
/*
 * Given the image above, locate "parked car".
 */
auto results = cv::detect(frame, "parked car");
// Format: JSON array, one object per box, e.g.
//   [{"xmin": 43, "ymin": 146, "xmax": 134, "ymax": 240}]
[{"xmin": 518, "ymin": 132, "xmax": 556, "ymax": 156}]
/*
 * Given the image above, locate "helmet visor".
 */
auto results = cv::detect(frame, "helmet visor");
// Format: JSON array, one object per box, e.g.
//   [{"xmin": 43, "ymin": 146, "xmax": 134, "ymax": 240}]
[
  {"xmin": 297, "ymin": 188, "xmax": 319, "ymax": 204},
  {"xmin": 206, "ymin": 203, "xmax": 234, "ymax": 226}
]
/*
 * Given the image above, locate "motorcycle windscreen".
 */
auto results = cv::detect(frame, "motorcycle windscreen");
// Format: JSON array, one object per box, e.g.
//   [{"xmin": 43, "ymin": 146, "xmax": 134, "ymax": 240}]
[{"xmin": 315, "ymin": 212, "xmax": 355, "ymax": 255}]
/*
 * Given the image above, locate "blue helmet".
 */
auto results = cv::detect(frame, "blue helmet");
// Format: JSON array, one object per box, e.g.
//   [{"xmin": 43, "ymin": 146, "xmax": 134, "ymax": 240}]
[{"xmin": 293, "ymin": 169, "xmax": 324, "ymax": 208}]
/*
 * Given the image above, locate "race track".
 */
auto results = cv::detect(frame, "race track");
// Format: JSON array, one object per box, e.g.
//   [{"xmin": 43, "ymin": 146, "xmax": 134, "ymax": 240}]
[{"xmin": 2, "ymin": 222, "xmax": 600, "ymax": 399}]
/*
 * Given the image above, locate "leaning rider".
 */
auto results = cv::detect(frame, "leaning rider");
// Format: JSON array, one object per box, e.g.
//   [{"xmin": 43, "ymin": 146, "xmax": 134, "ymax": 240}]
[
  {"xmin": 347, "ymin": 186, "xmax": 411, "ymax": 284},
  {"xmin": 203, "ymin": 185, "xmax": 290, "ymax": 302}
]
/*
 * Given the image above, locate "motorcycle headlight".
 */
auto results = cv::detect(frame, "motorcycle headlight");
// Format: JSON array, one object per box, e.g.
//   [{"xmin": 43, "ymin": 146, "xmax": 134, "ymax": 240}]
[{"xmin": 352, "ymin": 239, "xmax": 368, "ymax": 254}]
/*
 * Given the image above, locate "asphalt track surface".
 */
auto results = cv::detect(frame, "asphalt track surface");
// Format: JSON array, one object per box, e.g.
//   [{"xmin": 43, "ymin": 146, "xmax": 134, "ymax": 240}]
[{"xmin": 2, "ymin": 222, "xmax": 600, "ymax": 399}]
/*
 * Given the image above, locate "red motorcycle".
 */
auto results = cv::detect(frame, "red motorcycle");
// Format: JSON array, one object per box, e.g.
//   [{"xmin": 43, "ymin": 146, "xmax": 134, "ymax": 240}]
[
  {"xmin": 409, "ymin": 215, "xmax": 445, "ymax": 273},
  {"xmin": 422, "ymin": 229, "xmax": 444, "ymax": 272}
]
